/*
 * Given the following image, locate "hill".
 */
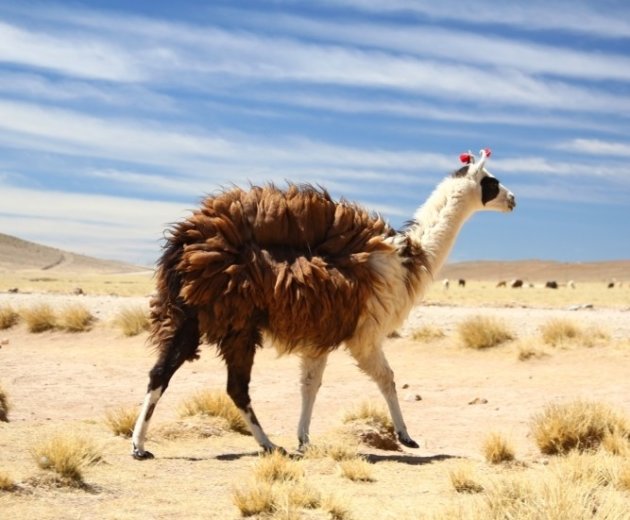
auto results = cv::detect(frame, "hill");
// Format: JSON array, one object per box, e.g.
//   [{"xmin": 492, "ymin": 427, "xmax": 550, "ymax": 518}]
[
  {"xmin": 0, "ymin": 233, "xmax": 149, "ymax": 273},
  {"xmin": 441, "ymin": 259, "xmax": 630, "ymax": 283}
]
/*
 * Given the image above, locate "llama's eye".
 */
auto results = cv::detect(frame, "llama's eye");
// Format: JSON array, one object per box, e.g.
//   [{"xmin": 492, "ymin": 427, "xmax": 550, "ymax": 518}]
[{"xmin": 480, "ymin": 176, "xmax": 500, "ymax": 205}]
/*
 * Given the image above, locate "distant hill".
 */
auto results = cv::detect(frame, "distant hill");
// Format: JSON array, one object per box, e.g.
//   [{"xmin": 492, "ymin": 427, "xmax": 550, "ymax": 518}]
[
  {"xmin": 0, "ymin": 233, "xmax": 150, "ymax": 273},
  {"xmin": 1, "ymin": 232, "xmax": 628, "ymax": 282},
  {"xmin": 441, "ymin": 259, "xmax": 630, "ymax": 283}
]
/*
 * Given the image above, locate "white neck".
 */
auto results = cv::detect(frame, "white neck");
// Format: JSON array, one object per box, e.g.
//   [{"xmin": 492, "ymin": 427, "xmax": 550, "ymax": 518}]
[{"xmin": 406, "ymin": 177, "xmax": 476, "ymax": 278}]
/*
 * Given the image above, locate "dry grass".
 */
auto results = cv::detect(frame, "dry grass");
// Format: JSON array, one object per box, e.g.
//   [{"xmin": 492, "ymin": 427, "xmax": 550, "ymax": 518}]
[
  {"xmin": 411, "ymin": 325, "xmax": 446, "ymax": 342},
  {"xmin": 531, "ymin": 400, "xmax": 630, "ymax": 455},
  {"xmin": 449, "ymin": 462, "xmax": 484, "ymax": 494},
  {"xmin": 482, "ymin": 432, "xmax": 516, "ymax": 464},
  {"xmin": 516, "ymin": 339, "xmax": 548, "ymax": 361},
  {"xmin": 540, "ymin": 318, "xmax": 610, "ymax": 348},
  {"xmin": 342, "ymin": 401, "xmax": 393, "ymax": 430},
  {"xmin": 303, "ymin": 441, "xmax": 359, "ymax": 461},
  {"xmin": 233, "ymin": 455, "xmax": 324, "ymax": 518},
  {"xmin": 232, "ymin": 481, "xmax": 275, "ymax": 517},
  {"xmin": 618, "ymin": 463, "xmax": 630, "ymax": 491},
  {"xmin": 254, "ymin": 451, "xmax": 303, "ymax": 483},
  {"xmin": 338, "ymin": 457, "xmax": 375, "ymax": 482},
  {"xmin": 57, "ymin": 304, "xmax": 95, "ymax": 332},
  {"xmin": 342, "ymin": 401, "xmax": 399, "ymax": 450},
  {"xmin": 457, "ymin": 315, "xmax": 514, "ymax": 349},
  {"xmin": 31, "ymin": 433, "xmax": 101, "ymax": 483},
  {"xmin": 0, "ymin": 471, "xmax": 16, "ymax": 491},
  {"xmin": 321, "ymin": 494, "xmax": 354, "ymax": 520},
  {"xmin": 0, "ymin": 383, "xmax": 9, "ymax": 422},
  {"xmin": 112, "ymin": 306, "xmax": 150, "ymax": 336},
  {"xmin": 20, "ymin": 303, "xmax": 57, "ymax": 333},
  {"xmin": 179, "ymin": 390, "xmax": 249, "ymax": 435},
  {"xmin": 104, "ymin": 406, "xmax": 138, "ymax": 438},
  {"xmin": 0, "ymin": 305, "xmax": 19, "ymax": 330}
]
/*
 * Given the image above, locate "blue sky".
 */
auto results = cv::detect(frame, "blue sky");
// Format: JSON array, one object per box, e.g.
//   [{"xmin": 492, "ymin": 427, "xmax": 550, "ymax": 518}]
[{"xmin": 1, "ymin": 0, "xmax": 629, "ymax": 266}]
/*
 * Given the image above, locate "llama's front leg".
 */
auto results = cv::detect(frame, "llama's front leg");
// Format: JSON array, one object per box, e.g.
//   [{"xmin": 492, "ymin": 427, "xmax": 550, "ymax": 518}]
[
  {"xmin": 297, "ymin": 353, "xmax": 328, "ymax": 450},
  {"xmin": 348, "ymin": 342, "xmax": 419, "ymax": 449}
]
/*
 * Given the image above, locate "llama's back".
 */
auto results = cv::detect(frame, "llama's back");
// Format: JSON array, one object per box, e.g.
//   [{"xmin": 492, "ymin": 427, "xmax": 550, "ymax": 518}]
[{"xmin": 153, "ymin": 184, "xmax": 397, "ymax": 349}]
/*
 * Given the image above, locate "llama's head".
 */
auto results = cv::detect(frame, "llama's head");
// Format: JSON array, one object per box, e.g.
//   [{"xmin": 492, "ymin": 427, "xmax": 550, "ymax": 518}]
[{"xmin": 454, "ymin": 149, "xmax": 516, "ymax": 213}]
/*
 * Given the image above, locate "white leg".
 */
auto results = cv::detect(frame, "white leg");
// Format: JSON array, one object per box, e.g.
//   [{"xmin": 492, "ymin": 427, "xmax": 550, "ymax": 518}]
[
  {"xmin": 348, "ymin": 343, "xmax": 419, "ymax": 448},
  {"xmin": 297, "ymin": 354, "xmax": 328, "ymax": 449},
  {"xmin": 132, "ymin": 387, "xmax": 163, "ymax": 459}
]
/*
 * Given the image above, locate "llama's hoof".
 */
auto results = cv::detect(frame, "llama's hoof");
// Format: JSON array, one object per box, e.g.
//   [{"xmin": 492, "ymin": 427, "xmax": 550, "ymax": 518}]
[
  {"xmin": 263, "ymin": 444, "xmax": 287, "ymax": 456},
  {"xmin": 398, "ymin": 433, "xmax": 420, "ymax": 449},
  {"xmin": 132, "ymin": 448, "xmax": 155, "ymax": 460}
]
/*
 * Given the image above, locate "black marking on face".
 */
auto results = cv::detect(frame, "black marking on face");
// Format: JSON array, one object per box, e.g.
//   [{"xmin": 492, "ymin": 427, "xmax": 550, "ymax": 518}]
[
  {"xmin": 481, "ymin": 176, "xmax": 500, "ymax": 205},
  {"xmin": 146, "ymin": 403, "xmax": 156, "ymax": 421}
]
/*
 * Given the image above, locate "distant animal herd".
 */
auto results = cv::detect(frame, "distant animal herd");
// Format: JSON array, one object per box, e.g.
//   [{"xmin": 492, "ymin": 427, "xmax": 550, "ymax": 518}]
[{"xmin": 441, "ymin": 279, "xmax": 623, "ymax": 289}]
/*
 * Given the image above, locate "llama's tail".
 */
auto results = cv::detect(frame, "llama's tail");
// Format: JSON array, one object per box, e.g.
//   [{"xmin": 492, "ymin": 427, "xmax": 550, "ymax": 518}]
[{"xmin": 149, "ymin": 231, "xmax": 199, "ymax": 359}]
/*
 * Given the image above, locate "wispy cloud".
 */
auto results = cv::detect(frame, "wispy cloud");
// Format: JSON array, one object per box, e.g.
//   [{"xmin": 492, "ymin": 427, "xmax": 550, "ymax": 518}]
[
  {"xmin": 556, "ymin": 138, "xmax": 630, "ymax": 158},
  {"xmin": 318, "ymin": 0, "xmax": 630, "ymax": 39}
]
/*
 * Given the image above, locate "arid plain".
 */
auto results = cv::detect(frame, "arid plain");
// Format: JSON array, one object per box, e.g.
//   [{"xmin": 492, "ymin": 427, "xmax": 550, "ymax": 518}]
[{"xmin": 1, "ymin": 235, "xmax": 630, "ymax": 519}]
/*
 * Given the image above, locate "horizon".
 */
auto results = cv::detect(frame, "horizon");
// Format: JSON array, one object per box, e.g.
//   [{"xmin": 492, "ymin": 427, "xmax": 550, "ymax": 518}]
[{"xmin": 1, "ymin": 1, "xmax": 629, "ymax": 265}]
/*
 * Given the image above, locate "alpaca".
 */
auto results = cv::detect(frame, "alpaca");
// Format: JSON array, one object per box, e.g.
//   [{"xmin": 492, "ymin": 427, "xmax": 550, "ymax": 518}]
[
  {"xmin": 131, "ymin": 148, "xmax": 515, "ymax": 459},
  {"xmin": 458, "ymin": 279, "xmax": 466, "ymax": 287}
]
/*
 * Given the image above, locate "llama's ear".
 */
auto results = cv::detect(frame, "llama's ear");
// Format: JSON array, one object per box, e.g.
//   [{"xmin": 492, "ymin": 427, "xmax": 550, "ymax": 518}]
[{"xmin": 468, "ymin": 148, "xmax": 491, "ymax": 178}]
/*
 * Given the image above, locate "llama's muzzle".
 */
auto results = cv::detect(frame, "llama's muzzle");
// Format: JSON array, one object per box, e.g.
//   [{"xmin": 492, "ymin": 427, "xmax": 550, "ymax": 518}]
[{"xmin": 507, "ymin": 193, "xmax": 516, "ymax": 211}]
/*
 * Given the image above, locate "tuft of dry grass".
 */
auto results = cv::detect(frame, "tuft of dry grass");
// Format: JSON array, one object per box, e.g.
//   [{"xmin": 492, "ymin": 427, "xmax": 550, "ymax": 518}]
[
  {"xmin": 303, "ymin": 441, "xmax": 359, "ymax": 461},
  {"xmin": 338, "ymin": 457, "xmax": 375, "ymax": 482},
  {"xmin": 449, "ymin": 463, "xmax": 484, "ymax": 494},
  {"xmin": 516, "ymin": 339, "xmax": 548, "ymax": 361},
  {"xmin": 0, "ymin": 305, "xmax": 19, "ymax": 330},
  {"xmin": 254, "ymin": 451, "xmax": 303, "ymax": 483},
  {"xmin": 540, "ymin": 318, "xmax": 610, "ymax": 348},
  {"xmin": 0, "ymin": 383, "xmax": 10, "ymax": 422},
  {"xmin": 104, "ymin": 406, "xmax": 138, "ymax": 438},
  {"xmin": 321, "ymin": 494, "xmax": 354, "ymax": 520},
  {"xmin": 343, "ymin": 401, "xmax": 393, "ymax": 431},
  {"xmin": 232, "ymin": 481, "xmax": 275, "ymax": 517},
  {"xmin": 342, "ymin": 401, "xmax": 400, "ymax": 451},
  {"xmin": 0, "ymin": 471, "xmax": 16, "ymax": 491},
  {"xmin": 112, "ymin": 306, "xmax": 150, "ymax": 336},
  {"xmin": 482, "ymin": 432, "xmax": 516, "ymax": 464},
  {"xmin": 179, "ymin": 390, "xmax": 249, "ymax": 435},
  {"xmin": 21, "ymin": 303, "xmax": 57, "ymax": 333},
  {"xmin": 58, "ymin": 304, "xmax": 95, "ymax": 332},
  {"xmin": 233, "ymin": 455, "xmax": 323, "ymax": 518},
  {"xmin": 31, "ymin": 433, "xmax": 102, "ymax": 483},
  {"xmin": 457, "ymin": 315, "xmax": 514, "ymax": 349},
  {"xmin": 618, "ymin": 463, "xmax": 630, "ymax": 491},
  {"xmin": 411, "ymin": 325, "xmax": 446, "ymax": 342},
  {"xmin": 531, "ymin": 400, "xmax": 630, "ymax": 455}
]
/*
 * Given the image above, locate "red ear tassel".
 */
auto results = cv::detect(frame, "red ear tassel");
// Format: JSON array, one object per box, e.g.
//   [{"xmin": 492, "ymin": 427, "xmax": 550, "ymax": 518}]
[
  {"xmin": 459, "ymin": 152, "xmax": 474, "ymax": 164},
  {"xmin": 482, "ymin": 148, "xmax": 492, "ymax": 157}
]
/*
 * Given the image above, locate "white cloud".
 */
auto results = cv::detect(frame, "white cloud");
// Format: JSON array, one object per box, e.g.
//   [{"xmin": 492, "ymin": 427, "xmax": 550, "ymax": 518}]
[
  {"xmin": 317, "ymin": 0, "xmax": 630, "ymax": 39},
  {"xmin": 0, "ymin": 21, "xmax": 141, "ymax": 81},
  {"xmin": 556, "ymin": 139, "xmax": 630, "ymax": 158}
]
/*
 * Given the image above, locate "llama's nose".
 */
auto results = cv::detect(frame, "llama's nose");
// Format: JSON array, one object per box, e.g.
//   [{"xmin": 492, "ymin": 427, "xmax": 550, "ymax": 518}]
[{"xmin": 507, "ymin": 193, "xmax": 516, "ymax": 211}]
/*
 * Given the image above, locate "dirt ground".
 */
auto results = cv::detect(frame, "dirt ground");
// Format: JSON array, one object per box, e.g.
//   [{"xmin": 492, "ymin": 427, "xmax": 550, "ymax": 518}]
[{"xmin": 1, "ymin": 290, "xmax": 630, "ymax": 519}]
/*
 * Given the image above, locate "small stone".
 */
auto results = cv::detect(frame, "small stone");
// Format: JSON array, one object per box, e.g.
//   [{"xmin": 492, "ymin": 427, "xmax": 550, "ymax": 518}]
[{"xmin": 468, "ymin": 397, "xmax": 488, "ymax": 405}]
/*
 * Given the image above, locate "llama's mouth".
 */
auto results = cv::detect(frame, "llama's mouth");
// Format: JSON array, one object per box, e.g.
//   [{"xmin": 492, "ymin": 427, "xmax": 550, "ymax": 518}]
[{"xmin": 507, "ymin": 194, "xmax": 516, "ymax": 211}]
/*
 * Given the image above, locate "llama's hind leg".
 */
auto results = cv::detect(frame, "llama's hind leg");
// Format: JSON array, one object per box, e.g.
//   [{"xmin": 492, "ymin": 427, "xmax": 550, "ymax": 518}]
[
  {"xmin": 297, "ymin": 353, "xmax": 328, "ymax": 451},
  {"xmin": 220, "ymin": 328, "xmax": 280, "ymax": 453},
  {"xmin": 348, "ymin": 342, "xmax": 419, "ymax": 449},
  {"xmin": 132, "ymin": 314, "xmax": 200, "ymax": 460}
]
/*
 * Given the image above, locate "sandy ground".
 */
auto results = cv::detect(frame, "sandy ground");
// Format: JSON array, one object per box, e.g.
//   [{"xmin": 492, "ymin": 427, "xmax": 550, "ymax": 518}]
[{"xmin": 1, "ymin": 293, "xmax": 630, "ymax": 519}]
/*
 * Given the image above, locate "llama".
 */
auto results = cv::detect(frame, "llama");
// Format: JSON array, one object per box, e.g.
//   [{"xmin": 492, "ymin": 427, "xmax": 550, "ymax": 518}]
[
  {"xmin": 442, "ymin": 278, "xmax": 450, "ymax": 289},
  {"xmin": 458, "ymin": 279, "xmax": 466, "ymax": 287},
  {"xmin": 131, "ymin": 148, "xmax": 515, "ymax": 459}
]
